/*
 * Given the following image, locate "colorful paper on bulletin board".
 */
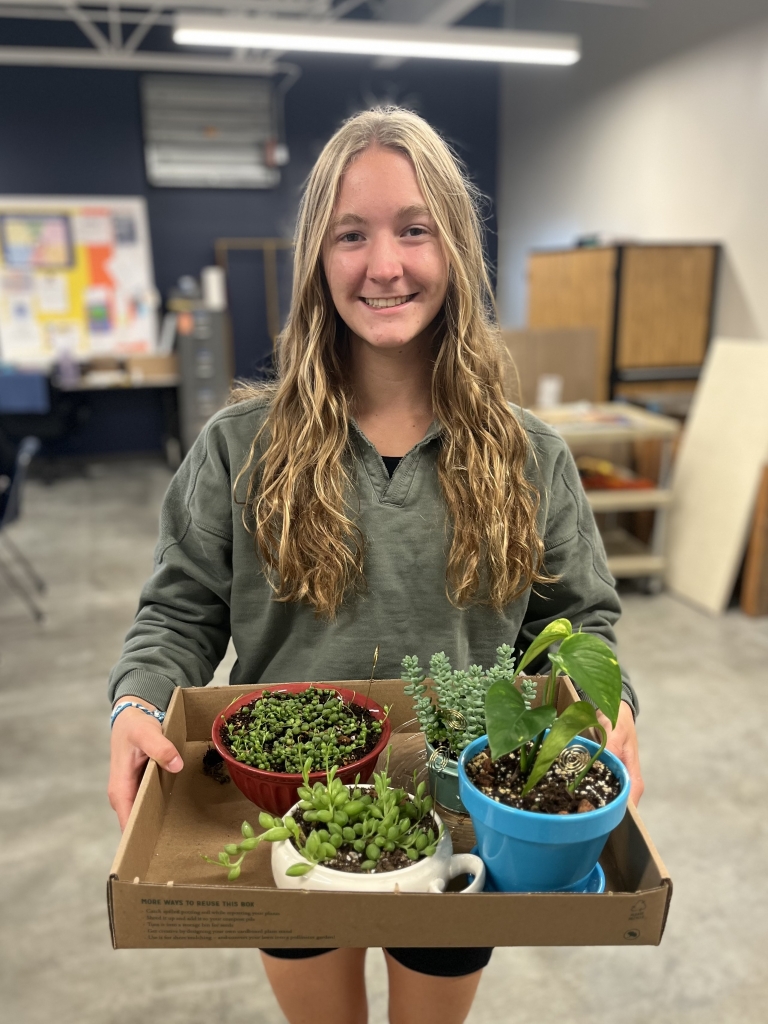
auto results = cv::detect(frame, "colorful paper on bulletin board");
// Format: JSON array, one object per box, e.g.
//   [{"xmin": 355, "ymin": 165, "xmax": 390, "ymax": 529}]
[{"xmin": 0, "ymin": 196, "xmax": 157, "ymax": 366}]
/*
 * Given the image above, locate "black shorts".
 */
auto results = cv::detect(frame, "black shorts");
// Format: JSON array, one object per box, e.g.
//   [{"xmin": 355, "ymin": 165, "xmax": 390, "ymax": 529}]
[{"xmin": 261, "ymin": 946, "xmax": 493, "ymax": 977}]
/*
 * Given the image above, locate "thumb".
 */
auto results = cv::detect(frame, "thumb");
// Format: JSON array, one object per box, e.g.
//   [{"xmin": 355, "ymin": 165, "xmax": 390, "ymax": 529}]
[{"xmin": 134, "ymin": 721, "xmax": 184, "ymax": 773}]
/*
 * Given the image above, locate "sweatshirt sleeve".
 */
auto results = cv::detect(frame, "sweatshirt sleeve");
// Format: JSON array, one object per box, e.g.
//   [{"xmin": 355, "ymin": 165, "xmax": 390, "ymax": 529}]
[
  {"xmin": 107, "ymin": 417, "xmax": 235, "ymax": 711},
  {"xmin": 518, "ymin": 422, "xmax": 639, "ymax": 717}
]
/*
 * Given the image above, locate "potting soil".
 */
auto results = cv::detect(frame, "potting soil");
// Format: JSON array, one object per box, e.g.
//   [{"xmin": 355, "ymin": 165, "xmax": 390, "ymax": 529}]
[
  {"xmin": 466, "ymin": 747, "xmax": 621, "ymax": 815},
  {"xmin": 201, "ymin": 746, "xmax": 230, "ymax": 785}
]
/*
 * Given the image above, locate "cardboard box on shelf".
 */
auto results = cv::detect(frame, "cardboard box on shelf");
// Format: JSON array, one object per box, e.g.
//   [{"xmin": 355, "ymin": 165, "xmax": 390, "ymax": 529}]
[
  {"xmin": 108, "ymin": 680, "xmax": 671, "ymax": 950},
  {"xmin": 501, "ymin": 328, "xmax": 600, "ymax": 409},
  {"xmin": 126, "ymin": 354, "xmax": 179, "ymax": 382}
]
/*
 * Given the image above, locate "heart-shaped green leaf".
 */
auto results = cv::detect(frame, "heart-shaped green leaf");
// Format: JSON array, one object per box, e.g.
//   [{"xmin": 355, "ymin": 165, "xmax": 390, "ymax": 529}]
[
  {"xmin": 522, "ymin": 701, "xmax": 601, "ymax": 794},
  {"xmin": 486, "ymin": 680, "xmax": 555, "ymax": 760},
  {"xmin": 551, "ymin": 631, "xmax": 622, "ymax": 726},
  {"xmin": 485, "ymin": 679, "xmax": 524, "ymax": 760},
  {"xmin": 515, "ymin": 618, "xmax": 572, "ymax": 677}
]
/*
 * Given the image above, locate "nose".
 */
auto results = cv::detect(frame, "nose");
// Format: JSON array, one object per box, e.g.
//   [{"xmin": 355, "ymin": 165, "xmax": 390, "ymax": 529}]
[{"xmin": 367, "ymin": 231, "xmax": 403, "ymax": 284}]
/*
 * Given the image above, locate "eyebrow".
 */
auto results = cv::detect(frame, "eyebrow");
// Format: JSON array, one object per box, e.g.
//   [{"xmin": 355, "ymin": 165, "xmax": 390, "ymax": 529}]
[
  {"xmin": 397, "ymin": 204, "xmax": 432, "ymax": 221},
  {"xmin": 329, "ymin": 213, "xmax": 367, "ymax": 231},
  {"xmin": 329, "ymin": 204, "xmax": 433, "ymax": 232}
]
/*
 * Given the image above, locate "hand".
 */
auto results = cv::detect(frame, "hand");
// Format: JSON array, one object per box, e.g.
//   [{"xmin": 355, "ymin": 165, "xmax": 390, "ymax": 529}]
[
  {"xmin": 108, "ymin": 697, "xmax": 184, "ymax": 831},
  {"xmin": 597, "ymin": 700, "xmax": 644, "ymax": 806}
]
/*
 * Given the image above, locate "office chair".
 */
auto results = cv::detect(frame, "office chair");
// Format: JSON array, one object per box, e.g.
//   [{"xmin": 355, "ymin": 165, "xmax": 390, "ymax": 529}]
[{"xmin": 0, "ymin": 436, "xmax": 45, "ymax": 621}]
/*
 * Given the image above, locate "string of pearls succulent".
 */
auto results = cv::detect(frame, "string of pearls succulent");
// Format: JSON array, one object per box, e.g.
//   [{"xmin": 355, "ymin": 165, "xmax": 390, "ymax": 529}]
[{"xmin": 222, "ymin": 687, "xmax": 382, "ymax": 774}]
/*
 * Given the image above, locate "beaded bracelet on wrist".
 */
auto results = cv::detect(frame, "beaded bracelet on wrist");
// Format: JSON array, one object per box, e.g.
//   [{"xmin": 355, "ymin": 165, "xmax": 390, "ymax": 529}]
[{"xmin": 110, "ymin": 701, "xmax": 166, "ymax": 730}]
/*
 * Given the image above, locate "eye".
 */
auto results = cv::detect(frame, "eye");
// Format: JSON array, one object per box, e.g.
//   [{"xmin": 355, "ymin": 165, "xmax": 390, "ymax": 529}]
[
  {"xmin": 339, "ymin": 231, "xmax": 364, "ymax": 243},
  {"xmin": 403, "ymin": 225, "xmax": 429, "ymax": 237}
]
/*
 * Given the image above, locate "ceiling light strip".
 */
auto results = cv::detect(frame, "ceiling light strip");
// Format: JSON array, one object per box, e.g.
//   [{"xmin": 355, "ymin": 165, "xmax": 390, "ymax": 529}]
[{"xmin": 173, "ymin": 17, "xmax": 581, "ymax": 66}]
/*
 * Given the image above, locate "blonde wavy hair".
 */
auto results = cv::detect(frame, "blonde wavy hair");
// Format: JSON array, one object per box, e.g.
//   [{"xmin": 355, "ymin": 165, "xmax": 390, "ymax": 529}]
[{"xmin": 232, "ymin": 106, "xmax": 550, "ymax": 617}]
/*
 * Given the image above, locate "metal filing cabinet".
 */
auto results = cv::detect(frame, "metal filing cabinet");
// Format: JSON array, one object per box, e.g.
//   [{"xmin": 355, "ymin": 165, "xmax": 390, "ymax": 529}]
[{"xmin": 177, "ymin": 309, "xmax": 232, "ymax": 454}]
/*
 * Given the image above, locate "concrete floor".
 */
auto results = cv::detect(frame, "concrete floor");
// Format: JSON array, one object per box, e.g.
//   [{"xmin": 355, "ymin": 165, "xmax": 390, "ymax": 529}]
[{"xmin": 1, "ymin": 458, "xmax": 767, "ymax": 1024}]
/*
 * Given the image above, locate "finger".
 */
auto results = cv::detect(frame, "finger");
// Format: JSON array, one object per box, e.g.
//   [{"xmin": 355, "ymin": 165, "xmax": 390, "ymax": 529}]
[
  {"xmin": 108, "ymin": 749, "xmax": 148, "ymax": 831},
  {"xmin": 616, "ymin": 740, "xmax": 644, "ymax": 806},
  {"xmin": 109, "ymin": 775, "xmax": 141, "ymax": 832},
  {"xmin": 123, "ymin": 715, "xmax": 184, "ymax": 773},
  {"xmin": 605, "ymin": 729, "xmax": 622, "ymax": 755},
  {"xmin": 628, "ymin": 768, "xmax": 645, "ymax": 806},
  {"xmin": 602, "ymin": 725, "xmax": 643, "ymax": 805},
  {"xmin": 595, "ymin": 709, "xmax": 612, "ymax": 733}
]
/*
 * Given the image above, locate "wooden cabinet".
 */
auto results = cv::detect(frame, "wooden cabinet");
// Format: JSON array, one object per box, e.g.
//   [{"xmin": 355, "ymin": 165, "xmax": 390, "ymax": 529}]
[{"xmin": 527, "ymin": 244, "xmax": 720, "ymax": 402}]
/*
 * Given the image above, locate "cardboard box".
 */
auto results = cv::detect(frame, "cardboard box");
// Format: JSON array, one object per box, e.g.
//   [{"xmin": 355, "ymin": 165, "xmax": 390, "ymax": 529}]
[
  {"xmin": 108, "ymin": 680, "xmax": 672, "ymax": 949},
  {"xmin": 502, "ymin": 328, "xmax": 600, "ymax": 408},
  {"xmin": 126, "ymin": 354, "xmax": 179, "ymax": 383}
]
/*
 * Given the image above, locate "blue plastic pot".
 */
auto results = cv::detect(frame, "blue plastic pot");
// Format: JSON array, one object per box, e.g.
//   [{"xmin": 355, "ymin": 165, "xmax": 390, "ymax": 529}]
[{"xmin": 458, "ymin": 734, "xmax": 630, "ymax": 892}]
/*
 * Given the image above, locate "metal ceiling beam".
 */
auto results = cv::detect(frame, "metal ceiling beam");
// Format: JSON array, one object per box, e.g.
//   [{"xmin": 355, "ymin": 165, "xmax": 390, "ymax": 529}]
[
  {"xmin": 65, "ymin": 2, "xmax": 111, "ymax": 49},
  {"xmin": 0, "ymin": 1, "xmax": 367, "ymax": 28},
  {"xmin": 0, "ymin": 0, "xmax": 334, "ymax": 10},
  {"xmin": 124, "ymin": 8, "xmax": 163, "ymax": 51},
  {"xmin": 0, "ymin": 0, "xmax": 374, "ymax": 73},
  {"xmin": 559, "ymin": 0, "xmax": 647, "ymax": 7},
  {"xmin": 375, "ymin": 0, "xmax": 486, "ymax": 25},
  {"xmin": 372, "ymin": 0, "xmax": 487, "ymax": 68},
  {"xmin": 0, "ymin": 43, "xmax": 294, "ymax": 72}
]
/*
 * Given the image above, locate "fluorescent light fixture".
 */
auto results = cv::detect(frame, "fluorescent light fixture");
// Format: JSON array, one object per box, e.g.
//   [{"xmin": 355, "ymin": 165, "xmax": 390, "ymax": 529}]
[{"xmin": 173, "ymin": 16, "xmax": 581, "ymax": 66}]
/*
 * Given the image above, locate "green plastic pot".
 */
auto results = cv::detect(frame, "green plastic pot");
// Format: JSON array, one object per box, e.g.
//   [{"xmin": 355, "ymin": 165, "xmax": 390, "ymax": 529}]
[{"xmin": 425, "ymin": 738, "xmax": 466, "ymax": 814}]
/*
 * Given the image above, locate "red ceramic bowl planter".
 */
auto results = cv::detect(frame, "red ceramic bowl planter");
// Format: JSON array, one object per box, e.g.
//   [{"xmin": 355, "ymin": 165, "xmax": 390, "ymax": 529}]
[{"xmin": 211, "ymin": 683, "xmax": 392, "ymax": 816}]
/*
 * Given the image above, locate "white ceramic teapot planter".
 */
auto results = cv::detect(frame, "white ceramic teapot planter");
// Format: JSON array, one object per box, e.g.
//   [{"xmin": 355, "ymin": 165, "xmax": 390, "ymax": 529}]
[{"xmin": 271, "ymin": 788, "xmax": 486, "ymax": 894}]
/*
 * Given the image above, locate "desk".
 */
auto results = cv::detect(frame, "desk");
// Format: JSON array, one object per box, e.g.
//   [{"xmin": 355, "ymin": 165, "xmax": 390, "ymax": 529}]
[
  {"xmin": 0, "ymin": 360, "xmax": 183, "ymax": 471},
  {"xmin": 532, "ymin": 403, "xmax": 681, "ymax": 587},
  {"xmin": 44, "ymin": 357, "xmax": 181, "ymax": 466},
  {"xmin": 53, "ymin": 353, "xmax": 179, "ymax": 393},
  {"xmin": 56, "ymin": 371, "xmax": 179, "ymax": 391},
  {"xmin": 55, "ymin": 373, "xmax": 181, "ymax": 467}
]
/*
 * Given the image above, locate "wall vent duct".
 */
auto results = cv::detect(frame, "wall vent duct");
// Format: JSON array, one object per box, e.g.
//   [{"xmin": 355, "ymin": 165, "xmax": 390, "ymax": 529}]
[{"xmin": 141, "ymin": 74, "xmax": 281, "ymax": 189}]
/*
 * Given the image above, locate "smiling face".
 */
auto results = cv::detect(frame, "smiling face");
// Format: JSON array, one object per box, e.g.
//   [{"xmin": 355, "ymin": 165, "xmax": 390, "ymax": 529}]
[{"xmin": 322, "ymin": 145, "xmax": 449, "ymax": 353}]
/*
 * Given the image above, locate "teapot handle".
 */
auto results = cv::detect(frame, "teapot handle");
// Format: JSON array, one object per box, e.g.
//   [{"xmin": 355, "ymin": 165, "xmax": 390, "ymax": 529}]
[{"xmin": 428, "ymin": 853, "xmax": 486, "ymax": 894}]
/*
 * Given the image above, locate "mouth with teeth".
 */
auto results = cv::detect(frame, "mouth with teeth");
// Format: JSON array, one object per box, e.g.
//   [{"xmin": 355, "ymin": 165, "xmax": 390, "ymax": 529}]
[{"xmin": 360, "ymin": 293, "xmax": 416, "ymax": 309}]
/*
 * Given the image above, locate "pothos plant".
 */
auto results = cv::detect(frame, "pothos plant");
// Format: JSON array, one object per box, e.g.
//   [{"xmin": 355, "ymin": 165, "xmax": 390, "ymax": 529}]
[
  {"xmin": 484, "ymin": 619, "xmax": 623, "ymax": 795},
  {"xmin": 206, "ymin": 756, "xmax": 442, "ymax": 880},
  {"xmin": 402, "ymin": 646, "xmax": 537, "ymax": 758}
]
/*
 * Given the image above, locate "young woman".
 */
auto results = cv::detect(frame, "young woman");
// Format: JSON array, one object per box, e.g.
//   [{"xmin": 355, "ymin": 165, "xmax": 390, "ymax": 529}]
[{"xmin": 108, "ymin": 107, "xmax": 643, "ymax": 1024}]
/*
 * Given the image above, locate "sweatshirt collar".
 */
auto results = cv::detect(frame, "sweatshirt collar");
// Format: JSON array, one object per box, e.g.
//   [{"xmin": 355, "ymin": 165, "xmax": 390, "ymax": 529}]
[{"xmin": 349, "ymin": 417, "xmax": 442, "ymax": 507}]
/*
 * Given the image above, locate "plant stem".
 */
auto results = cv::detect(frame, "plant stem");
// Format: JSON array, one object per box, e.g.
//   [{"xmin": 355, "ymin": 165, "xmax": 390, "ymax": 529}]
[
  {"xmin": 566, "ymin": 725, "xmax": 608, "ymax": 794},
  {"xmin": 520, "ymin": 730, "xmax": 545, "ymax": 784},
  {"xmin": 544, "ymin": 661, "xmax": 558, "ymax": 708},
  {"xmin": 530, "ymin": 730, "xmax": 545, "ymax": 763}
]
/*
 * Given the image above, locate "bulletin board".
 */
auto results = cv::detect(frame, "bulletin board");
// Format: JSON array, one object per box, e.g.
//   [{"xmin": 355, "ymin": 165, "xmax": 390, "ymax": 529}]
[{"xmin": 0, "ymin": 196, "xmax": 157, "ymax": 367}]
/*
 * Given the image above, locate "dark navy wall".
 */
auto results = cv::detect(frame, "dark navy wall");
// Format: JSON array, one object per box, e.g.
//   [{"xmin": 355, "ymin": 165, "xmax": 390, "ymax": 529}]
[{"xmin": 0, "ymin": 54, "xmax": 499, "ymax": 453}]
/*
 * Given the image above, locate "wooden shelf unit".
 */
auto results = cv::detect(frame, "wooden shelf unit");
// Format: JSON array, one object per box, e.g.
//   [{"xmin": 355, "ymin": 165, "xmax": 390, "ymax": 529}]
[
  {"xmin": 586, "ymin": 489, "xmax": 673, "ymax": 514},
  {"xmin": 600, "ymin": 527, "xmax": 666, "ymax": 579},
  {"xmin": 533, "ymin": 403, "xmax": 681, "ymax": 584}
]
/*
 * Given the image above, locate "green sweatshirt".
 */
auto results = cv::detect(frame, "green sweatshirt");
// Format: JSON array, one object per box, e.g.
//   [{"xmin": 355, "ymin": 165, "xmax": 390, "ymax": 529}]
[{"xmin": 108, "ymin": 398, "xmax": 637, "ymax": 715}]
